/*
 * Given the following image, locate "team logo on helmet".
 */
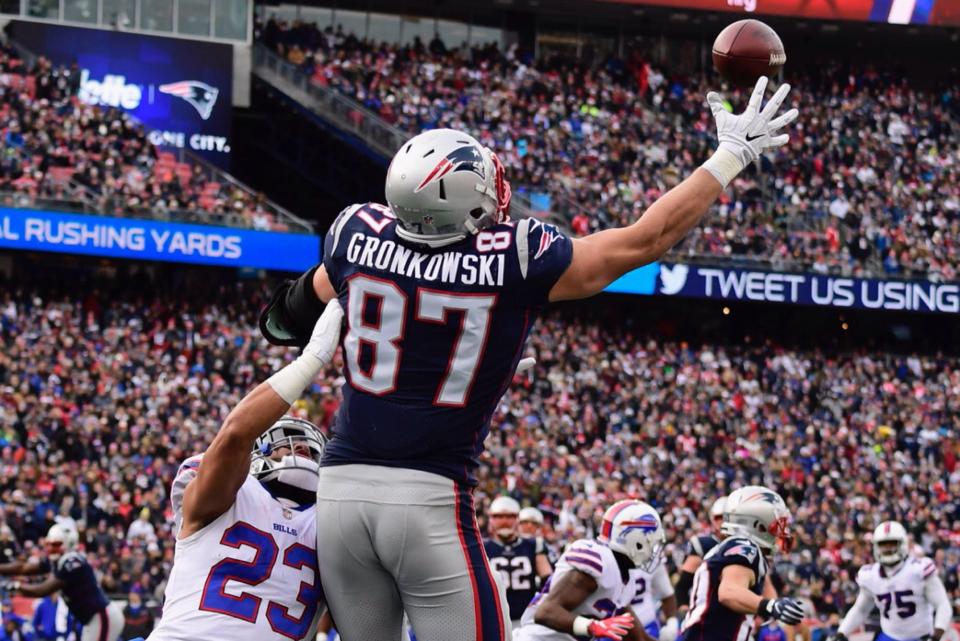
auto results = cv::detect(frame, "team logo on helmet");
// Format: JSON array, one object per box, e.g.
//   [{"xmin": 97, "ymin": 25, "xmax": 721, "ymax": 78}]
[
  {"xmin": 414, "ymin": 145, "xmax": 486, "ymax": 193},
  {"xmin": 619, "ymin": 514, "xmax": 661, "ymax": 534}
]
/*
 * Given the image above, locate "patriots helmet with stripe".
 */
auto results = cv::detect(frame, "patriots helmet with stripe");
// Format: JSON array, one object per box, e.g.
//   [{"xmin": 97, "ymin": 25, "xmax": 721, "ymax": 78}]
[
  {"xmin": 871, "ymin": 520, "xmax": 909, "ymax": 566},
  {"xmin": 385, "ymin": 128, "xmax": 511, "ymax": 248},
  {"xmin": 721, "ymin": 486, "xmax": 793, "ymax": 553},
  {"xmin": 598, "ymin": 500, "xmax": 665, "ymax": 571},
  {"xmin": 250, "ymin": 416, "xmax": 326, "ymax": 506}
]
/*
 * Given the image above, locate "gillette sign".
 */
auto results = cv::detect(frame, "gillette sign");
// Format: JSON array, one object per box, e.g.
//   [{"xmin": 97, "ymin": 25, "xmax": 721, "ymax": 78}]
[
  {"xmin": 605, "ymin": 263, "xmax": 960, "ymax": 314},
  {"xmin": 10, "ymin": 21, "xmax": 233, "ymax": 166}
]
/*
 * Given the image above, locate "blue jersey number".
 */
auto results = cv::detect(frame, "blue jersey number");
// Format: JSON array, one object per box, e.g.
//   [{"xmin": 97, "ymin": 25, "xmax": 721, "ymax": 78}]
[
  {"xmin": 200, "ymin": 523, "xmax": 320, "ymax": 639},
  {"xmin": 876, "ymin": 591, "xmax": 916, "ymax": 619}
]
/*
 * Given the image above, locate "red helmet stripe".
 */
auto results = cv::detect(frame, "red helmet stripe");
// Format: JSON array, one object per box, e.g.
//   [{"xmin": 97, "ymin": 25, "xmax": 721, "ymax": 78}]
[{"xmin": 601, "ymin": 501, "xmax": 635, "ymax": 540}]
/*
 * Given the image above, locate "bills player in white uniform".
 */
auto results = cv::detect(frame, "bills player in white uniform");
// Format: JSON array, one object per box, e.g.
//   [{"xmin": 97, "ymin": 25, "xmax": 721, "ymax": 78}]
[
  {"xmin": 146, "ymin": 301, "xmax": 344, "ymax": 641},
  {"xmin": 836, "ymin": 521, "xmax": 952, "ymax": 641},
  {"xmin": 630, "ymin": 563, "xmax": 679, "ymax": 641},
  {"xmin": 515, "ymin": 500, "xmax": 666, "ymax": 641}
]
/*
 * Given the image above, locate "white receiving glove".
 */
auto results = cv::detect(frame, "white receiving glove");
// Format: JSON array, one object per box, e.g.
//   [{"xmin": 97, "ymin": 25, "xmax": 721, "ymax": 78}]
[
  {"xmin": 303, "ymin": 298, "xmax": 344, "ymax": 364},
  {"xmin": 701, "ymin": 76, "xmax": 798, "ymax": 188},
  {"xmin": 514, "ymin": 357, "xmax": 536, "ymax": 375},
  {"xmin": 660, "ymin": 616, "xmax": 680, "ymax": 641},
  {"xmin": 267, "ymin": 299, "xmax": 344, "ymax": 404}
]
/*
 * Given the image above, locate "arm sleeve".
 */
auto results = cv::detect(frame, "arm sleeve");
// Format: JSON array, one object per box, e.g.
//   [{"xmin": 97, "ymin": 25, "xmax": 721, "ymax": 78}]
[
  {"xmin": 837, "ymin": 588, "xmax": 875, "ymax": 636},
  {"xmin": 923, "ymin": 572, "xmax": 953, "ymax": 631},
  {"xmin": 515, "ymin": 218, "xmax": 573, "ymax": 304}
]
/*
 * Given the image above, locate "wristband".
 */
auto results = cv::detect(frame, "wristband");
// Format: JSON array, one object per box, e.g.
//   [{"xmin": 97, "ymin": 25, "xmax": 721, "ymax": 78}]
[
  {"xmin": 701, "ymin": 146, "xmax": 744, "ymax": 189},
  {"xmin": 266, "ymin": 352, "xmax": 327, "ymax": 405},
  {"xmin": 758, "ymin": 598, "xmax": 770, "ymax": 615},
  {"xmin": 572, "ymin": 616, "xmax": 594, "ymax": 637}
]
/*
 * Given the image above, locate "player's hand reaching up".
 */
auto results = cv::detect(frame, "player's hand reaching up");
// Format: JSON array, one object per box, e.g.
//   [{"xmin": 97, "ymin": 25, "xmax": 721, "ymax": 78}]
[{"xmin": 702, "ymin": 76, "xmax": 798, "ymax": 187}]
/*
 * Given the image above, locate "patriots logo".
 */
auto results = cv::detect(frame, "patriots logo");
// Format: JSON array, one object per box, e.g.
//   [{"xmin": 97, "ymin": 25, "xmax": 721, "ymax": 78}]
[
  {"xmin": 415, "ymin": 145, "xmax": 485, "ymax": 193},
  {"xmin": 725, "ymin": 544, "xmax": 758, "ymax": 563},
  {"xmin": 744, "ymin": 491, "xmax": 781, "ymax": 504},
  {"xmin": 159, "ymin": 80, "xmax": 219, "ymax": 120}
]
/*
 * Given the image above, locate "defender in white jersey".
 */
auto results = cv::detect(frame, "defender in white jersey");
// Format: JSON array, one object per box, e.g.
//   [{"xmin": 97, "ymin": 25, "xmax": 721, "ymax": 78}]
[
  {"xmin": 148, "ymin": 300, "xmax": 344, "ymax": 641},
  {"xmin": 515, "ymin": 500, "xmax": 666, "ymax": 641},
  {"xmin": 630, "ymin": 564, "xmax": 679, "ymax": 641},
  {"xmin": 836, "ymin": 521, "xmax": 952, "ymax": 641}
]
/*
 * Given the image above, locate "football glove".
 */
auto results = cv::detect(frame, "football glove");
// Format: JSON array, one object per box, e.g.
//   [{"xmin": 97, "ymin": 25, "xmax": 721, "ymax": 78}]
[
  {"xmin": 702, "ymin": 76, "xmax": 798, "ymax": 187},
  {"xmin": 759, "ymin": 597, "xmax": 805, "ymax": 625},
  {"xmin": 573, "ymin": 613, "xmax": 634, "ymax": 641},
  {"xmin": 304, "ymin": 299, "xmax": 344, "ymax": 365},
  {"xmin": 660, "ymin": 616, "xmax": 680, "ymax": 641}
]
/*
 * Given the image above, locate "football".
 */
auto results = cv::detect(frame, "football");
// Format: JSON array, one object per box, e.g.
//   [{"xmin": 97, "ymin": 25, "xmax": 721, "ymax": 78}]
[{"xmin": 712, "ymin": 19, "xmax": 786, "ymax": 88}]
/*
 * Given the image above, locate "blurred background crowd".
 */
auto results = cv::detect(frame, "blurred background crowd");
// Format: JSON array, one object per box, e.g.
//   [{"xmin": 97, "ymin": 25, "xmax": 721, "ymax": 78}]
[
  {"xmin": 258, "ymin": 17, "xmax": 960, "ymax": 281},
  {"xmin": 0, "ymin": 274, "xmax": 957, "ymax": 637}
]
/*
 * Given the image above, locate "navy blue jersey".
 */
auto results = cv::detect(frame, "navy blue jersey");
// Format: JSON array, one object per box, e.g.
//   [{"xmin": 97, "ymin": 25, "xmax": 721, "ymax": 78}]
[
  {"xmin": 322, "ymin": 203, "xmax": 573, "ymax": 484},
  {"xmin": 484, "ymin": 536, "xmax": 545, "ymax": 619},
  {"xmin": 686, "ymin": 534, "xmax": 720, "ymax": 559},
  {"xmin": 40, "ymin": 552, "xmax": 110, "ymax": 624},
  {"xmin": 680, "ymin": 537, "xmax": 768, "ymax": 641}
]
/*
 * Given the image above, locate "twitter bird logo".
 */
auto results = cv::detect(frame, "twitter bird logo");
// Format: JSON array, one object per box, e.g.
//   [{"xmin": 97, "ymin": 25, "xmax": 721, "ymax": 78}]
[{"xmin": 659, "ymin": 264, "xmax": 689, "ymax": 295}]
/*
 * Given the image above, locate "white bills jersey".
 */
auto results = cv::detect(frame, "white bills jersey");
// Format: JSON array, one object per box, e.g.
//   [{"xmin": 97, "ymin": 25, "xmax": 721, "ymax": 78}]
[
  {"xmin": 515, "ymin": 538, "xmax": 637, "ymax": 641},
  {"xmin": 856, "ymin": 557, "xmax": 939, "ymax": 640},
  {"xmin": 630, "ymin": 564, "xmax": 673, "ymax": 626},
  {"xmin": 149, "ymin": 456, "xmax": 323, "ymax": 641}
]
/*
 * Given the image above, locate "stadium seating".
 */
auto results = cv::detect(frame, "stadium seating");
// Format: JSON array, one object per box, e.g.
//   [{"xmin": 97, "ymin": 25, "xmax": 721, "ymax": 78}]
[
  {"xmin": 0, "ymin": 44, "xmax": 298, "ymax": 232},
  {"xmin": 0, "ymin": 279, "xmax": 957, "ymax": 620},
  {"xmin": 257, "ymin": 17, "xmax": 960, "ymax": 282}
]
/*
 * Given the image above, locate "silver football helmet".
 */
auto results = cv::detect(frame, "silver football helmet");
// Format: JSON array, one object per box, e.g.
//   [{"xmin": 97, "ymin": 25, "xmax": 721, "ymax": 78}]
[
  {"xmin": 250, "ymin": 416, "xmax": 326, "ymax": 506},
  {"xmin": 384, "ymin": 129, "xmax": 511, "ymax": 248},
  {"xmin": 721, "ymin": 486, "xmax": 794, "ymax": 553}
]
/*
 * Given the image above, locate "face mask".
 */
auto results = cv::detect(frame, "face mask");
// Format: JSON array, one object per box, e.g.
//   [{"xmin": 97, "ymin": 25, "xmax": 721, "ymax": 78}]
[{"xmin": 274, "ymin": 455, "xmax": 320, "ymax": 492}]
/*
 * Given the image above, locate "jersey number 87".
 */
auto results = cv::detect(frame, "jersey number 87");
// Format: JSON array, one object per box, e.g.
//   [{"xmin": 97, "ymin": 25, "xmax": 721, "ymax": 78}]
[{"xmin": 344, "ymin": 275, "xmax": 495, "ymax": 407}]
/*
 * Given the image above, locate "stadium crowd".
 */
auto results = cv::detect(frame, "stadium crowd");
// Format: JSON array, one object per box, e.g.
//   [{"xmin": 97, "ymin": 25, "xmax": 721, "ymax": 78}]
[
  {"xmin": 257, "ymin": 17, "xmax": 960, "ymax": 282},
  {"xmin": 0, "ymin": 43, "xmax": 289, "ymax": 231},
  {"xmin": 0, "ymin": 275, "xmax": 958, "ymax": 634}
]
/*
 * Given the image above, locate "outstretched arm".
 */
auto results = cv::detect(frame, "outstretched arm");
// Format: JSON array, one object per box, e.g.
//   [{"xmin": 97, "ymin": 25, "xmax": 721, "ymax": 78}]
[
  {"xmin": 179, "ymin": 299, "xmax": 343, "ymax": 536},
  {"xmin": 549, "ymin": 77, "xmax": 797, "ymax": 302},
  {"xmin": 0, "ymin": 561, "xmax": 45, "ymax": 576},
  {"xmin": 12, "ymin": 575, "xmax": 63, "ymax": 598}
]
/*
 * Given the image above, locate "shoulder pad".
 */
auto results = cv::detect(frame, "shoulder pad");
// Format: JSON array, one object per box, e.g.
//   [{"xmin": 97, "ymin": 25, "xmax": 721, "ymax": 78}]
[
  {"xmin": 918, "ymin": 557, "xmax": 937, "ymax": 578},
  {"xmin": 564, "ymin": 539, "xmax": 605, "ymax": 579},
  {"xmin": 57, "ymin": 551, "xmax": 87, "ymax": 572},
  {"xmin": 720, "ymin": 538, "xmax": 761, "ymax": 563}
]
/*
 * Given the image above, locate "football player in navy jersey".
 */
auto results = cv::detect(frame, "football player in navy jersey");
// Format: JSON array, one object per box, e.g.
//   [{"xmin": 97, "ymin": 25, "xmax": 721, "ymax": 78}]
[
  {"xmin": 483, "ymin": 497, "xmax": 553, "ymax": 628},
  {"xmin": 0, "ymin": 524, "xmax": 124, "ymax": 641},
  {"xmin": 261, "ymin": 77, "xmax": 797, "ymax": 641},
  {"xmin": 679, "ymin": 487, "xmax": 804, "ymax": 641},
  {"xmin": 675, "ymin": 497, "xmax": 726, "ymax": 608}
]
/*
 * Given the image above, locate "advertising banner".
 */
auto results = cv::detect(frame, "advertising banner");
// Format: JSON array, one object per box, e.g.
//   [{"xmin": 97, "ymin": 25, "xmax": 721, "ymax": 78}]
[
  {"xmin": 0, "ymin": 208, "xmax": 319, "ymax": 272},
  {"xmin": 9, "ymin": 21, "xmax": 233, "ymax": 165},
  {"xmin": 606, "ymin": 262, "xmax": 960, "ymax": 314},
  {"xmin": 598, "ymin": 0, "xmax": 960, "ymax": 26}
]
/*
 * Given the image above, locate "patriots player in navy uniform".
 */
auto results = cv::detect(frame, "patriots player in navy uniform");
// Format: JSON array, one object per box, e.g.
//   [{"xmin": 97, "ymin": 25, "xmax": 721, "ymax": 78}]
[
  {"xmin": 483, "ymin": 497, "xmax": 553, "ymax": 628},
  {"xmin": 679, "ymin": 487, "xmax": 804, "ymax": 641},
  {"xmin": 260, "ymin": 77, "xmax": 797, "ymax": 641},
  {"xmin": 675, "ymin": 497, "xmax": 726, "ymax": 609},
  {"xmin": 0, "ymin": 524, "xmax": 124, "ymax": 641}
]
